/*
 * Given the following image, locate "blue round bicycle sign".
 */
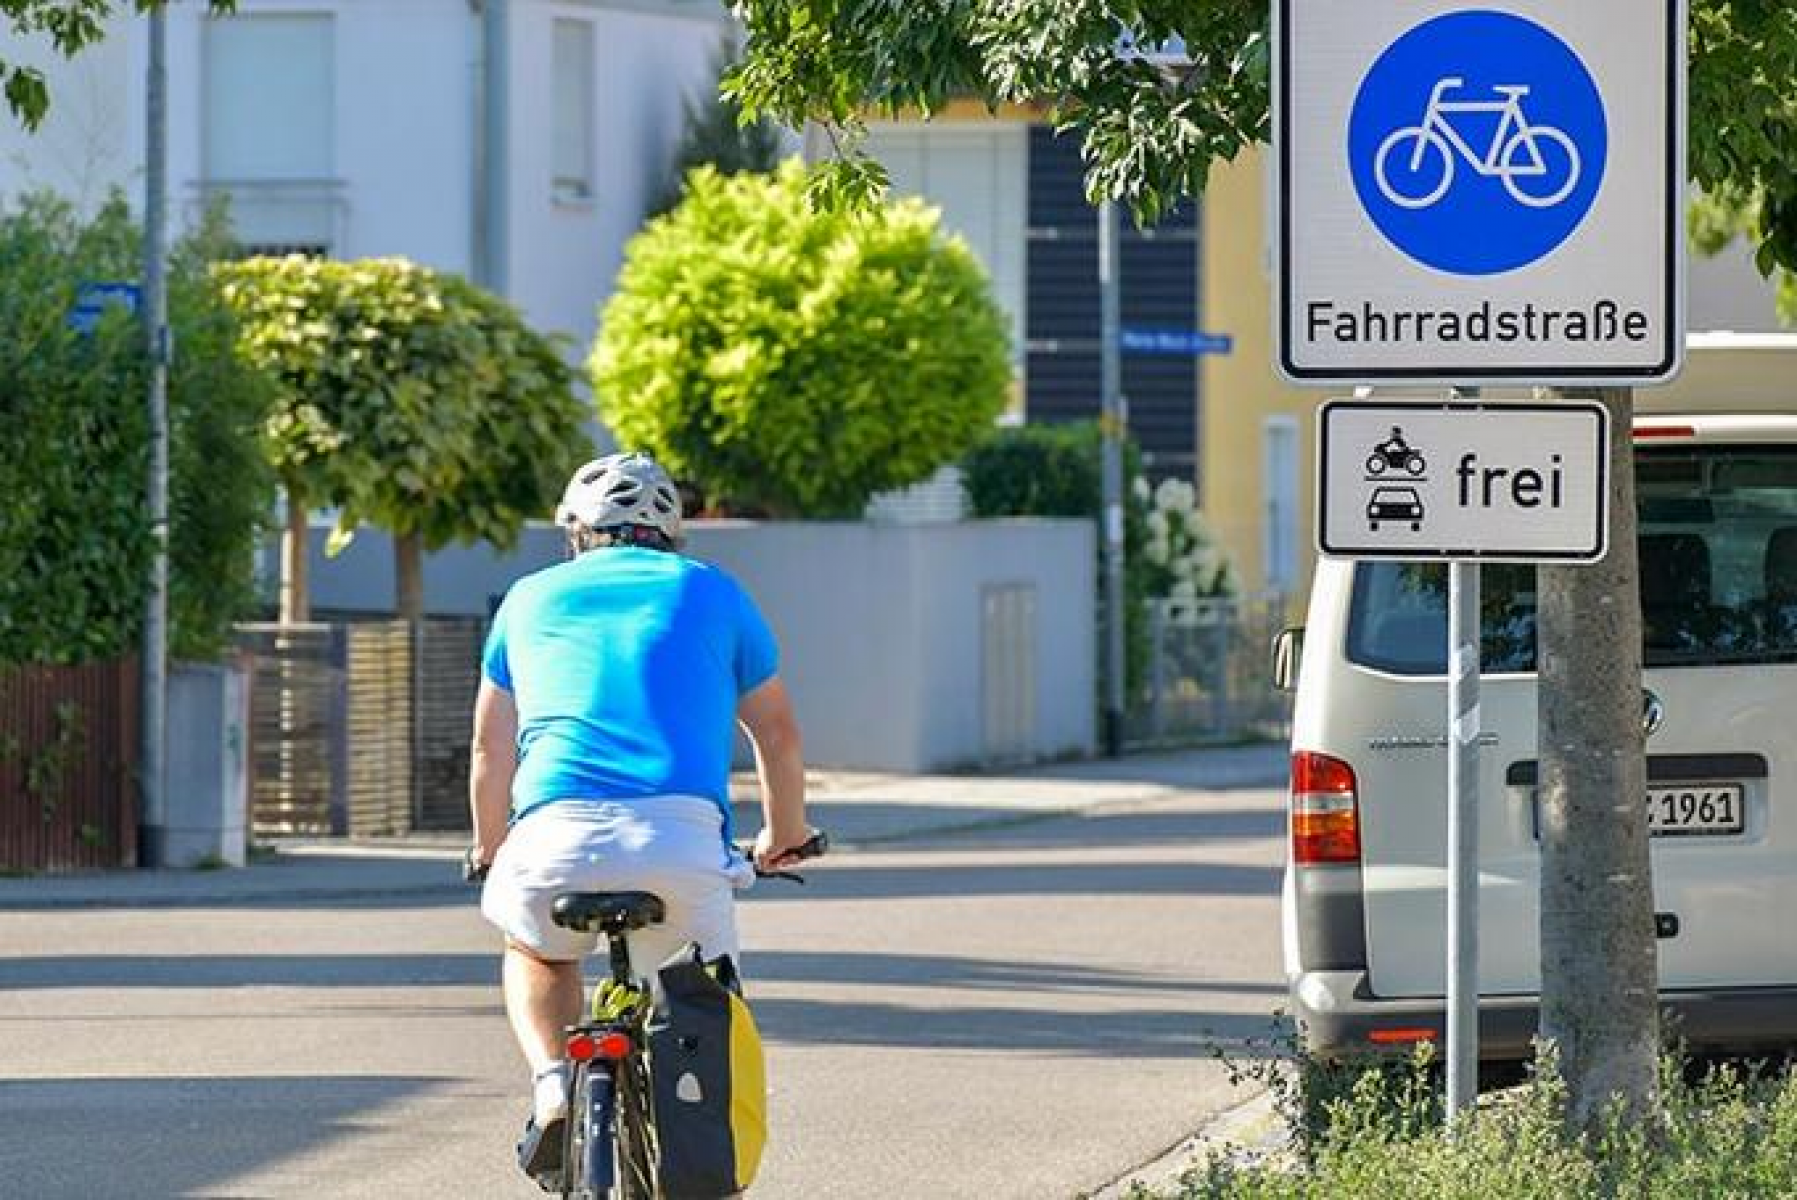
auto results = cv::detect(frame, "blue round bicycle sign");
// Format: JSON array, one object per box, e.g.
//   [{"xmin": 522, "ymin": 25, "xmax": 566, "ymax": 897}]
[{"xmin": 1348, "ymin": 11, "xmax": 1608, "ymax": 277}]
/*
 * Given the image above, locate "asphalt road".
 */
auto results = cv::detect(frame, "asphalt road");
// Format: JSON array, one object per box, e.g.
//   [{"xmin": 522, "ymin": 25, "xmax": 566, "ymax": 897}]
[{"xmin": 0, "ymin": 781, "xmax": 1285, "ymax": 1199}]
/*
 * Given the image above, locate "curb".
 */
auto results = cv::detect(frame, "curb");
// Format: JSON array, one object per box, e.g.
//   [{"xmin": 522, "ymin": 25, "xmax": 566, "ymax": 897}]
[
  {"xmin": 1086, "ymin": 1087, "xmax": 1285, "ymax": 1199},
  {"xmin": 0, "ymin": 765, "xmax": 1288, "ymax": 911}
]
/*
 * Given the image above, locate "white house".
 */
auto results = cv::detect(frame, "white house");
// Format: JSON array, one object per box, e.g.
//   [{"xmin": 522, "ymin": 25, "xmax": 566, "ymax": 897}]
[{"xmin": 0, "ymin": 0, "xmax": 731, "ymax": 348}]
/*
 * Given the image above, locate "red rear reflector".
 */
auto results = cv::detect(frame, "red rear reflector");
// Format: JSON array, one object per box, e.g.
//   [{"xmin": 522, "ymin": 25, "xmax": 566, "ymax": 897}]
[
  {"xmin": 1291, "ymin": 751, "xmax": 1361, "ymax": 865},
  {"xmin": 1634, "ymin": 425, "xmax": 1695, "ymax": 440},
  {"xmin": 567, "ymin": 1032, "xmax": 632, "ymax": 1062},
  {"xmin": 1369, "ymin": 1027, "xmax": 1438, "ymax": 1045}
]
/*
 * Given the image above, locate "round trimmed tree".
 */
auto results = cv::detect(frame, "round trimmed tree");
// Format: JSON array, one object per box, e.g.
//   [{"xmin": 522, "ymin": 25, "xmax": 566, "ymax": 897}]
[
  {"xmin": 217, "ymin": 256, "xmax": 591, "ymax": 620},
  {"xmin": 592, "ymin": 160, "xmax": 1012, "ymax": 516}
]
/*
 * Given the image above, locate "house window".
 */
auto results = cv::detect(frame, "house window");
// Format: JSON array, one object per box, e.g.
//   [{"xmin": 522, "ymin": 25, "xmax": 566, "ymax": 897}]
[
  {"xmin": 1263, "ymin": 416, "xmax": 1300, "ymax": 596},
  {"xmin": 202, "ymin": 14, "xmax": 338, "ymax": 253},
  {"xmin": 552, "ymin": 19, "xmax": 595, "ymax": 203}
]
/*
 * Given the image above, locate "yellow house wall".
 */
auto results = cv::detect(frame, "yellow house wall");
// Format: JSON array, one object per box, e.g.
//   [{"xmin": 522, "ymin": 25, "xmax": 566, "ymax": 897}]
[{"xmin": 1201, "ymin": 148, "xmax": 1324, "ymax": 611}]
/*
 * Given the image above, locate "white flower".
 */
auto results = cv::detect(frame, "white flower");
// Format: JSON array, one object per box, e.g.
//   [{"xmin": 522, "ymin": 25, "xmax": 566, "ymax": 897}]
[
  {"xmin": 1153, "ymin": 478, "xmax": 1180, "ymax": 511},
  {"xmin": 1184, "ymin": 509, "xmax": 1209, "ymax": 540},
  {"xmin": 1172, "ymin": 553, "xmax": 1198, "ymax": 580},
  {"xmin": 1132, "ymin": 475, "xmax": 1151, "ymax": 502},
  {"xmin": 1145, "ymin": 537, "xmax": 1170, "ymax": 566},
  {"xmin": 1170, "ymin": 578, "xmax": 1198, "ymax": 600},
  {"xmin": 1146, "ymin": 510, "xmax": 1168, "ymax": 539}
]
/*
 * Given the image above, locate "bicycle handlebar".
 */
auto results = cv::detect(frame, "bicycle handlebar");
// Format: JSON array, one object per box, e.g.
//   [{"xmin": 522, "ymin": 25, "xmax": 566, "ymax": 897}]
[{"xmin": 743, "ymin": 830, "xmax": 830, "ymax": 884}]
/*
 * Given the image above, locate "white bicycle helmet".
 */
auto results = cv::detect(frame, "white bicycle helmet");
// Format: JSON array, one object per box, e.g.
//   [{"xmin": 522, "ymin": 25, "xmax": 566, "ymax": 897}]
[{"xmin": 555, "ymin": 452, "xmax": 684, "ymax": 544}]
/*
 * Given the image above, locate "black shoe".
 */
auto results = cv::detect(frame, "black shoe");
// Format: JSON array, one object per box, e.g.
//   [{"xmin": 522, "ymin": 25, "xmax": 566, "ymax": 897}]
[{"xmin": 517, "ymin": 1110, "xmax": 567, "ymax": 1188}]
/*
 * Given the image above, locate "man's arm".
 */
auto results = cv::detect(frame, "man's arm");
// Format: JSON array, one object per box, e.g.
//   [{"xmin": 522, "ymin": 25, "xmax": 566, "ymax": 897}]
[
  {"xmin": 737, "ymin": 676, "xmax": 809, "ymax": 869},
  {"xmin": 469, "ymin": 678, "xmax": 520, "ymax": 866}
]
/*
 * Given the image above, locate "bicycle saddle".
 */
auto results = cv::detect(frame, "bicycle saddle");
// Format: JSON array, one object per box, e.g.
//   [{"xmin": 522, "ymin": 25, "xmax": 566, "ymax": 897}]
[{"xmin": 550, "ymin": 891, "xmax": 667, "ymax": 935}]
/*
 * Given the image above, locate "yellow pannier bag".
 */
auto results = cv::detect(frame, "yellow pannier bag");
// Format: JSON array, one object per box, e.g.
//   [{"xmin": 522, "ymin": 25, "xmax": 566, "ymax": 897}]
[{"xmin": 648, "ymin": 944, "xmax": 768, "ymax": 1199}]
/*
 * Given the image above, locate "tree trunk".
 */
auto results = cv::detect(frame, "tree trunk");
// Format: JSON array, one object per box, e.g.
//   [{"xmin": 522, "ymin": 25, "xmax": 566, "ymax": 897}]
[
  {"xmin": 1537, "ymin": 385, "xmax": 1658, "ymax": 1128},
  {"xmin": 280, "ymin": 483, "xmax": 310, "ymax": 625},
  {"xmin": 394, "ymin": 530, "xmax": 425, "ymax": 624}
]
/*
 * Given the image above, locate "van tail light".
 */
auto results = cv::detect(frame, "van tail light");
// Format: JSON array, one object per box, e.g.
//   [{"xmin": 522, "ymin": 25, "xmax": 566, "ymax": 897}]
[{"xmin": 1291, "ymin": 751, "xmax": 1362, "ymax": 865}]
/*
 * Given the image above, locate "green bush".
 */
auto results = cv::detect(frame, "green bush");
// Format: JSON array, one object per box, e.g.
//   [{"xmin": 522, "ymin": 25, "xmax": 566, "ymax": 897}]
[
  {"xmin": 961, "ymin": 421, "xmax": 1101, "ymax": 518},
  {"xmin": 593, "ymin": 159, "xmax": 1012, "ymax": 516},
  {"xmin": 0, "ymin": 193, "xmax": 274, "ymax": 666}
]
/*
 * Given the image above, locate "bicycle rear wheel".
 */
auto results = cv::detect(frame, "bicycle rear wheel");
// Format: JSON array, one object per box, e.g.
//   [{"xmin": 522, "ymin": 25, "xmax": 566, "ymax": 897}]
[
  {"xmin": 563, "ymin": 1061, "xmax": 617, "ymax": 1200},
  {"xmin": 614, "ymin": 1051, "xmax": 659, "ymax": 1200}
]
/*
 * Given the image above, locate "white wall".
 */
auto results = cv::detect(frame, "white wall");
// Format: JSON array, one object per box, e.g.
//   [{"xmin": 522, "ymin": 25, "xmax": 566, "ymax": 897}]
[
  {"xmin": 0, "ymin": 20, "xmax": 131, "ymax": 211},
  {"xmin": 1, "ymin": 0, "xmax": 726, "ymax": 351},
  {"xmin": 865, "ymin": 121, "xmax": 1030, "ymax": 368},
  {"xmin": 292, "ymin": 519, "xmax": 1099, "ymax": 771},
  {"xmin": 509, "ymin": 2, "xmax": 724, "ymax": 344}
]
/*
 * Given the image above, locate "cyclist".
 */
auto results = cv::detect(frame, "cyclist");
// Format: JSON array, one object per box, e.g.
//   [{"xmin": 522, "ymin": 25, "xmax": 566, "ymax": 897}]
[{"xmin": 465, "ymin": 451, "xmax": 811, "ymax": 1185}]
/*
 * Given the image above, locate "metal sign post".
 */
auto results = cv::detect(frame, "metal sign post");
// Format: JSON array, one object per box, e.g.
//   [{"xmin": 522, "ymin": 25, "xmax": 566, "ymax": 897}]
[
  {"xmin": 1319, "ymin": 396, "xmax": 1610, "ymax": 1122},
  {"xmin": 1446, "ymin": 558, "xmax": 1480, "ymax": 1118}
]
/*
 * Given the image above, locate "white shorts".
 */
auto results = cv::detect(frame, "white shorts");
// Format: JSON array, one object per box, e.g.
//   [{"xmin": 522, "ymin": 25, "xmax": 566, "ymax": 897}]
[{"xmin": 480, "ymin": 797, "xmax": 753, "ymax": 970}]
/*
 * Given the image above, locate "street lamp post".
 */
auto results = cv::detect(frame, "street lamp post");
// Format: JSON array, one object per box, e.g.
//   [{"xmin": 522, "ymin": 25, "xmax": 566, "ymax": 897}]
[
  {"xmin": 140, "ymin": 4, "xmax": 171, "ymax": 867},
  {"xmin": 1098, "ymin": 198, "xmax": 1127, "ymax": 757}
]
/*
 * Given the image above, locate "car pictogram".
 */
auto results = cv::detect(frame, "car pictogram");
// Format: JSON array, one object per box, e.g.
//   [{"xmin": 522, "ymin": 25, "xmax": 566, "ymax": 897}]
[{"xmin": 1367, "ymin": 486, "xmax": 1425, "ymax": 531}]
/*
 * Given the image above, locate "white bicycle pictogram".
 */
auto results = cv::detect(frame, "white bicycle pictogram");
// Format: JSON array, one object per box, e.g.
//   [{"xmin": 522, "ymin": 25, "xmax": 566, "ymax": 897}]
[{"xmin": 1373, "ymin": 77, "xmax": 1582, "ymax": 210}]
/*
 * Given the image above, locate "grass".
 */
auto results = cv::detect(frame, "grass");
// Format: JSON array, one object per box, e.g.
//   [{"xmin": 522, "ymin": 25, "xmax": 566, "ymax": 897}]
[{"xmin": 1158, "ymin": 1047, "xmax": 1797, "ymax": 1199}]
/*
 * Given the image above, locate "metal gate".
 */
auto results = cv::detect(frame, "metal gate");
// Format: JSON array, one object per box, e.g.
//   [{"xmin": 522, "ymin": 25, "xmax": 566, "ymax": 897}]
[
  {"xmin": 239, "ymin": 619, "xmax": 484, "ymax": 837},
  {"xmin": 1126, "ymin": 594, "xmax": 1293, "ymax": 747}
]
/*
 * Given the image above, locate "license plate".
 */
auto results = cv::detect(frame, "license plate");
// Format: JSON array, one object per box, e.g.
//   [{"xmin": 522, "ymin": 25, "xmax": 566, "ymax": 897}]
[{"xmin": 1646, "ymin": 784, "xmax": 1744, "ymax": 837}]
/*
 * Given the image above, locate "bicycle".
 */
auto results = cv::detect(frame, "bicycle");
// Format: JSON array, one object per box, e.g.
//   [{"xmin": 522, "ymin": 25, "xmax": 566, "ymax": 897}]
[
  {"xmin": 540, "ymin": 831, "xmax": 829, "ymax": 1200},
  {"xmin": 1373, "ymin": 76, "xmax": 1581, "ymax": 210}
]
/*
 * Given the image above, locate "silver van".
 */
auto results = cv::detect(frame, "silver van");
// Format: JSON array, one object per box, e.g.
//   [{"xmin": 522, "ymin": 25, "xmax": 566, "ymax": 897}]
[{"xmin": 1282, "ymin": 414, "xmax": 1797, "ymax": 1061}]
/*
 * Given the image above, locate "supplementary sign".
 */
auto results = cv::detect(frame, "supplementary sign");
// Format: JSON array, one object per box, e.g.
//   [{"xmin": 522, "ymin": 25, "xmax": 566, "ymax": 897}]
[
  {"xmin": 1276, "ymin": 1, "xmax": 1685, "ymax": 385},
  {"xmin": 1318, "ymin": 400, "xmax": 1609, "ymax": 561}
]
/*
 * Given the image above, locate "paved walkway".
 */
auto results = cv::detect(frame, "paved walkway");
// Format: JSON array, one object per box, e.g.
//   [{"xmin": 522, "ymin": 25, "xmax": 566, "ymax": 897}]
[{"xmin": 0, "ymin": 743, "xmax": 1286, "ymax": 910}]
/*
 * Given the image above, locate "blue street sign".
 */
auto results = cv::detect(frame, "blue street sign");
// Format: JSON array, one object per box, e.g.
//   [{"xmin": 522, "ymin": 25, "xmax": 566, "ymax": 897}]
[
  {"xmin": 67, "ymin": 281, "xmax": 141, "ymax": 334},
  {"xmin": 1346, "ymin": 11, "xmax": 1609, "ymax": 277},
  {"xmin": 1120, "ymin": 327, "xmax": 1234, "ymax": 357}
]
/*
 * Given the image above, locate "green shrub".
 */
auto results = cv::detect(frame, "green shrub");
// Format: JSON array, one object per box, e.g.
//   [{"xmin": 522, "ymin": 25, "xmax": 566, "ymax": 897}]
[
  {"xmin": 0, "ymin": 193, "xmax": 274, "ymax": 666},
  {"xmin": 593, "ymin": 159, "xmax": 1012, "ymax": 516},
  {"xmin": 961, "ymin": 421, "xmax": 1101, "ymax": 518}
]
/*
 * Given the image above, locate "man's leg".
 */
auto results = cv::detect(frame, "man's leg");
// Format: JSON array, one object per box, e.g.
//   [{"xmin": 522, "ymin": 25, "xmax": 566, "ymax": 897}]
[{"xmin": 503, "ymin": 940, "xmax": 583, "ymax": 1074}]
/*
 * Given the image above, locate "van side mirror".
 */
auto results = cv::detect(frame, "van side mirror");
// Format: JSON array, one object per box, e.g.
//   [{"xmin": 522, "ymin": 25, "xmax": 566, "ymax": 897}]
[{"xmin": 1272, "ymin": 627, "xmax": 1305, "ymax": 693}]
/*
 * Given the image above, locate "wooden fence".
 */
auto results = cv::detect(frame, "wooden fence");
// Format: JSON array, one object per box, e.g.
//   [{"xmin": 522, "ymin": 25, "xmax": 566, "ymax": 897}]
[
  {"xmin": 0, "ymin": 658, "xmax": 139, "ymax": 871},
  {"xmin": 238, "ymin": 619, "xmax": 482, "ymax": 837}
]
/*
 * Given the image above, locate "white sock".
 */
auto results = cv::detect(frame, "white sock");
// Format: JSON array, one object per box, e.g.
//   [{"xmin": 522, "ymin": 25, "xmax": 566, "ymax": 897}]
[{"xmin": 533, "ymin": 1062, "xmax": 570, "ymax": 1123}]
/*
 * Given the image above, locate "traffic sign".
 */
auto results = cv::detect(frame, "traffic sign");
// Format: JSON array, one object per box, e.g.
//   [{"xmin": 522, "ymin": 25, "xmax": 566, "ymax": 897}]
[
  {"xmin": 1276, "ymin": 1, "xmax": 1685, "ymax": 385},
  {"xmin": 67, "ymin": 280, "xmax": 141, "ymax": 335},
  {"xmin": 1120, "ymin": 327, "xmax": 1233, "ymax": 357},
  {"xmin": 1317, "ymin": 400, "xmax": 1609, "ymax": 561}
]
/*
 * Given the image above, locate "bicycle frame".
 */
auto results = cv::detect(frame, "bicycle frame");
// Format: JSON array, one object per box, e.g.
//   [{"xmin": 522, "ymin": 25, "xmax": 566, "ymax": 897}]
[
  {"xmin": 1415, "ymin": 78, "xmax": 1546, "ymax": 177},
  {"xmin": 563, "ymin": 933, "xmax": 657, "ymax": 1200}
]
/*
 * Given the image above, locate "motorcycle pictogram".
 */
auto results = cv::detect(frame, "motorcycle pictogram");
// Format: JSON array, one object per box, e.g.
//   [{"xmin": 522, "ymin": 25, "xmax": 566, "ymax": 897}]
[{"xmin": 1365, "ymin": 427, "xmax": 1428, "ymax": 477}]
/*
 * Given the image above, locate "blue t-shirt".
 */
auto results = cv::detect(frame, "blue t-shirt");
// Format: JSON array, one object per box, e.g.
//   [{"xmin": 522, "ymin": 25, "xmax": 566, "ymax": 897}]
[{"xmin": 482, "ymin": 547, "xmax": 779, "ymax": 830}]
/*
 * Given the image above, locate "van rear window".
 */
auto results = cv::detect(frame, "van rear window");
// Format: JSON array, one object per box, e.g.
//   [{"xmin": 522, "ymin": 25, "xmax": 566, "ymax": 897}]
[{"xmin": 1346, "ymin": 446, "xmax": 1797, "ymax": 674}]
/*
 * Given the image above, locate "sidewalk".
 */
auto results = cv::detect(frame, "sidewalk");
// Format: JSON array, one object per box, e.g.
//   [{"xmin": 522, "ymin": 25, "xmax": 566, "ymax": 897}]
[{"xmin": 0, "ymin": 742, "xmax": 1286, "ymax": 911}]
